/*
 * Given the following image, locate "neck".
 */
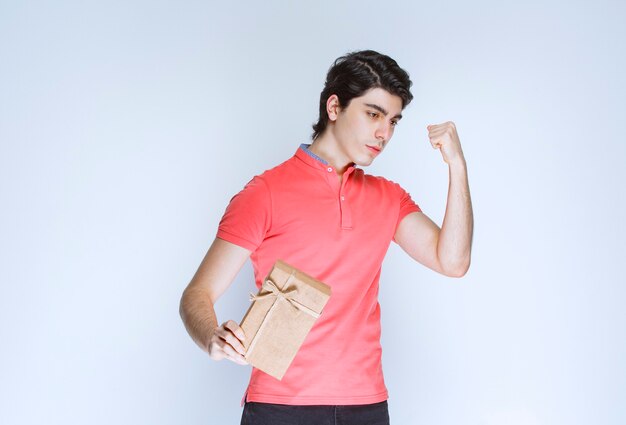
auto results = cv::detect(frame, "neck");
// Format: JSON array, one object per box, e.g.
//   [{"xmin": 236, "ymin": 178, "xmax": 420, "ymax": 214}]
[{"xmin": 308, "ymin": 130, "xmax": 353, "ymax": 176}]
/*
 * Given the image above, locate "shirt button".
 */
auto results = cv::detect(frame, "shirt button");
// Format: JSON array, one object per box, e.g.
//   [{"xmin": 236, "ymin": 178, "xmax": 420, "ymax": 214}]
[
  {"xmin": 327, "ymin": 167, "xmax": 332, "ymax": 172},
  {"xmin": 341, "ymin": 196, "xmax": 345, "ymax": 201}
]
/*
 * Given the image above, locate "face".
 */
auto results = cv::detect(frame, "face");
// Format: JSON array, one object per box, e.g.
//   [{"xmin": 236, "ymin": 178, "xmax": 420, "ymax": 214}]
[{"xmin": 328, "ymin": 87, "xmax": 404, "ymax": 167}]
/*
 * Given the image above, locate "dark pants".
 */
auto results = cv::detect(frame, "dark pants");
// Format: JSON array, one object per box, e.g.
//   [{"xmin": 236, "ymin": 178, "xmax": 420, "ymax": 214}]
[{"xmin": 240, "ymin": 400, "xmax": 390, "ymax": 425}]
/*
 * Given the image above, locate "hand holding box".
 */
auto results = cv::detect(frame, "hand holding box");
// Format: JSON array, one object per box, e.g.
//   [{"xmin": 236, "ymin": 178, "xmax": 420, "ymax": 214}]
[{"xmin": 239, "ymin": 260, "xmax": 331, "ymax": 380}]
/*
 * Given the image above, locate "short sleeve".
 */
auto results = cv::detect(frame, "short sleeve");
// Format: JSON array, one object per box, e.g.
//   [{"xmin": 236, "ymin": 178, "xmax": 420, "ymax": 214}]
[
  {"xmin": 216, "ymin": 176, "xmax": 272, "ymax": 252},
  {"xmin": 393, "ymin": 185, "xmax": 421, "ymax": 241}
]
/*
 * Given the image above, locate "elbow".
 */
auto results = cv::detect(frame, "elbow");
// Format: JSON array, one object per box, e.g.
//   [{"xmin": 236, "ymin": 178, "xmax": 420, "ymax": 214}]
[
  {"xmin": 179, "ymin": 292, "xmax": 186, "ymax": 321},
  {"xmin": 179, "ymin": 287, "xmax": 191, "ymax": 322},
  {"xmin": 441, "ymin": 257, "xmax": 471, "ymax": 279},
  {"xmin": 446, "ymin": 267, "xmax": 469, "ymax": 278}
]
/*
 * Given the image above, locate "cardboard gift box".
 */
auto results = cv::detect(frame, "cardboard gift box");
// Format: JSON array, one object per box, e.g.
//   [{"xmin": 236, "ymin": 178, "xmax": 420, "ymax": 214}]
[{"xmin": 239, "ymin": 259, "xmax": 332, "ymax": 380}]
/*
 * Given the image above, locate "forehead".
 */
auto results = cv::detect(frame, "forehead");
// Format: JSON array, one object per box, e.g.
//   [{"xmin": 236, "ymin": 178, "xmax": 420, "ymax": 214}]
[{"xmin": 352, "ymin": 87, "xmax": 403, "ymax": 114}]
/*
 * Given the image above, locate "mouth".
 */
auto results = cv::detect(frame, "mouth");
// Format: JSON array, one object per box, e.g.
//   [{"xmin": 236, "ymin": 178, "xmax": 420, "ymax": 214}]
[{"xmin": 366, "ymin": 145, "xmax": 382, "ymax": 155}]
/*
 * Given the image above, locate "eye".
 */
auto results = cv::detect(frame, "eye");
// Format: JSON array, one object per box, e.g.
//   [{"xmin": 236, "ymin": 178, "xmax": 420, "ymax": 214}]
[
  {"xmin": 367, "ymin": 112, "xmax": 378, "ymax": 118},
  {"xmin": 391, "ymin": 120, "xmax": 399, "ymax": 127}
]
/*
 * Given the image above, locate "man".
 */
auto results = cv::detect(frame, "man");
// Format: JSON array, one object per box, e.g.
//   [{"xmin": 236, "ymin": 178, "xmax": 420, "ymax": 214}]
[{"xmin": 180, "ymin": 50, "xmax": 473, "ymax": 424}]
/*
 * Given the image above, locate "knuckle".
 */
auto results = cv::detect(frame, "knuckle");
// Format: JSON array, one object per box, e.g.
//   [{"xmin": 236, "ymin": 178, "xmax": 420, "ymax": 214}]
[
  {"xmin": 209, "ymin": 341, "xmax": 221, "ymax": 354},
  {"xmin": 208, "ymin": 347, "xmax": 222, "ymax": 360},
  {"xmin": 225, "ymin": 321, "xmax": 241, "ymax": 336},
  {"xmin": 219, "ymin": 335, "xmax": 231, "ymax": 346}
]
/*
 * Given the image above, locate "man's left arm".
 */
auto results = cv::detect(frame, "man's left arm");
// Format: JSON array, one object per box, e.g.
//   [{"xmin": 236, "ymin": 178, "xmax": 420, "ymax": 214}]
[{"xmin": 394, "ymin": 121, "xmax": 474, "ymax": 278}]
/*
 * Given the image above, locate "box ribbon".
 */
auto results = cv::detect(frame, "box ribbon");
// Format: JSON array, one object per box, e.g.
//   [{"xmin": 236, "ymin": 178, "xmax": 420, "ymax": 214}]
[{"xmin": 245, "ymin": 270, "xmax": 321, "ymax": 359}]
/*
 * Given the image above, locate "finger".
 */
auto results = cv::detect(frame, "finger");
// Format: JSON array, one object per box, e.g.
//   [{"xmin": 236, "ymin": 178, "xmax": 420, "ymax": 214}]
[
  {"xmin": 431, "ymin": 124, "xmax": 456, "ymax": 137},
  {"xmin": 428, "ymin": 135, "xmax": 441, "ymax": 149},
  {"xmin": 222, "ymin": 343, "xmax": 249, "ymax": 365},
  {"xmin": 428, "ymin": 127, "xmax": 448, "ymax": 139},
  {"xmin": 210, "ymin": 334, "xmax": 246, "ymax": 363},
  {"xmin": 226, "ymin": 354, "xmax": 249, "ymax": 365},
  {"xmin": 224, "ymin": 320, "xmax": 246, "ymax": 343},
  {"xmin": 429, "ymin": 122, "xmax": 455, "ymax": 130},
  {"xmin": 215, "ymin": 326, "xmax": 247, "ymax": 355},
  {"xmin": 427, "ymin": 123, "xmax": 444, "ymax": 132},
  {"xmin": 210, "ymin": 328, "xmax": 243, "ymax": 360}
]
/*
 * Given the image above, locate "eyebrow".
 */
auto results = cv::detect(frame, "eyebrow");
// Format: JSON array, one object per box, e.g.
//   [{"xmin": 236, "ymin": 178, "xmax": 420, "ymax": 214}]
[{"xmin": 364, "ymin": 103, "xmax": 403, "ymax": 120}]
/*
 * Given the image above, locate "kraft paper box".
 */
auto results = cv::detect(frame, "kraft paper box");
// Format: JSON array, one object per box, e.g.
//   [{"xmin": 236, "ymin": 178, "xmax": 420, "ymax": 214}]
[{"xmin": 239, "ymin": 259, "xmax": 331, "ymax": 380}]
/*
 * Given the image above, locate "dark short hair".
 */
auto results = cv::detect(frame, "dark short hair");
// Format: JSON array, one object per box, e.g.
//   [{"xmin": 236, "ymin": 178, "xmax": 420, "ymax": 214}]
[{"xmin": 311, "ymin": 50, "xmax": 413, "ymax": 140}]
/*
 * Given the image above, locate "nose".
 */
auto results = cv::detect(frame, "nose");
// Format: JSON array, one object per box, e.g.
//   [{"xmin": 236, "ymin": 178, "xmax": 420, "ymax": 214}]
[{"xmin": 375, "ymin": 121, "xmax": 393, "ymax": 145}]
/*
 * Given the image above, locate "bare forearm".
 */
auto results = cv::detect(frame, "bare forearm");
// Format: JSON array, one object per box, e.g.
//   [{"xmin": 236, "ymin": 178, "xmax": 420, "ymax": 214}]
[
  {"xmin": 437, "ymin": 159, "xmax": 474, "ymax": 276},
  {"xmin": 179, "ymin": 287, "xmax": 219, "ymax": 353}
]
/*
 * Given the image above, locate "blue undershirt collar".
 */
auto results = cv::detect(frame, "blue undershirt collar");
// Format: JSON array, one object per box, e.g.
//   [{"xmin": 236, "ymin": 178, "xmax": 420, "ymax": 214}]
[{"xmin": 299, "ymin": 143, "xmax": 328, "ymax": 165}]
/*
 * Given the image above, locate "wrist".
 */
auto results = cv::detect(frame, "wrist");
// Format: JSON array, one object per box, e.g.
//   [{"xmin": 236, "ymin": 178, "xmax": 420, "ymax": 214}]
[{"xmin": 448, "ymin": 156, "xmax": 467, "ymax": 170}]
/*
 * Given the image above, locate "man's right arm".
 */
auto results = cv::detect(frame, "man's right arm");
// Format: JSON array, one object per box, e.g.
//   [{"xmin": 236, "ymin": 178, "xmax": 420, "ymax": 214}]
[{"xmin": 179, "ymin": 237, "xmax": 252, "ymax": 365}]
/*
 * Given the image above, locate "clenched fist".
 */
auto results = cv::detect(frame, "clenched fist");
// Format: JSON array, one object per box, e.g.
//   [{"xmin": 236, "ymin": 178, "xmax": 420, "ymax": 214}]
[
  {"xmin": 427, "ymin": 121, "xmax": 465, "ymax": 166},
  {"xmin": 208, "ymin": 320, "xmax": 248, "ymax": 365}
]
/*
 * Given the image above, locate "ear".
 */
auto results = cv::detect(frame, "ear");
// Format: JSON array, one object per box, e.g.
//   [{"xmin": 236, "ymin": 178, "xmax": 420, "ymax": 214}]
[{"xmin": 326, "ymin": 94, "xmax": 341, "ymax": 121}]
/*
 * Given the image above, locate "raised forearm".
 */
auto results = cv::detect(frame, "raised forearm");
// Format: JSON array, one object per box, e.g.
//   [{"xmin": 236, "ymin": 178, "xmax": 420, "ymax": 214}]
[{"xmin": 437, "ymin": 159, "xmax": 473, "ymax": 277}]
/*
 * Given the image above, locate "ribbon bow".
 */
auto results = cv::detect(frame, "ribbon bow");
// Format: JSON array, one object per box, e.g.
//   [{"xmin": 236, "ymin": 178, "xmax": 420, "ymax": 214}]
[{"xmin": 249, "ymin": 274, "xmax": 321, "ymax": 319}]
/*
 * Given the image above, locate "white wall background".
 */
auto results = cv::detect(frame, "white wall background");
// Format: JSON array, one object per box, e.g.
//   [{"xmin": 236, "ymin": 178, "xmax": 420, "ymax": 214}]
[{"xmin": 1, "ymin": 1, "xmax": 624, "ymax": 424}]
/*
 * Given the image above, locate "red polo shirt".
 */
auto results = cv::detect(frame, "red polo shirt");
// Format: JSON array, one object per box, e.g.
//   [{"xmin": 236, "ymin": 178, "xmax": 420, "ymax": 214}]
[{"xmin": 217, "ymin": 144, "xmax": 421, "ymax": 406}]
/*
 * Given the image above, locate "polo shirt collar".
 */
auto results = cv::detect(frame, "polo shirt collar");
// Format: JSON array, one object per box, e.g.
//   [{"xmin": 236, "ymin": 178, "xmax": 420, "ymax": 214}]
[{"xmin": 296, "ymin": 143, "xmax": 357, "ymax": 175}]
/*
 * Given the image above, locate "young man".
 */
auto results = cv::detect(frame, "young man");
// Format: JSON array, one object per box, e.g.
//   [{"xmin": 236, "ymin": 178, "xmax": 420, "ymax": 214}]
[{"xmin": 180, "ymin": 50, "xmax": 473, "ymax": 424}]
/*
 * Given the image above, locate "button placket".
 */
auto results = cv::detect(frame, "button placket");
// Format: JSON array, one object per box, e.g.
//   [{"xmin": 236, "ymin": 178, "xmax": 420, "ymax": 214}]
[{"xmin": 339, "ymin": 171, "xmax": 352, "ymax": 229}]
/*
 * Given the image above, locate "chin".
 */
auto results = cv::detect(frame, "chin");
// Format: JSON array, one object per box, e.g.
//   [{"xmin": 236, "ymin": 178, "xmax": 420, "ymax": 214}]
[{"xmin": 354, "ymin": 157, "xmax": 374, "ymax": 167}]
